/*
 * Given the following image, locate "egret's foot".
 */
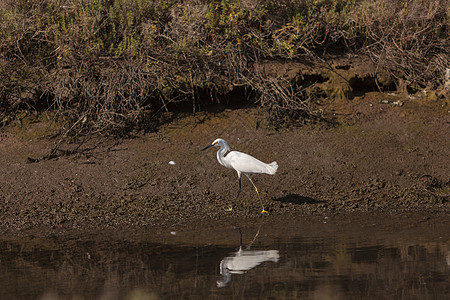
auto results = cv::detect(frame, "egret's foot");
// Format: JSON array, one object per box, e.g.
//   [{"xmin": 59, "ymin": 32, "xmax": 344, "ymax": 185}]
[
  {"xmin": 261, "ymin": 209, "xmax": 269, "ymax": 214},
  {"xmin": 225, "ymin": 207, "xmax": 233, "ymax": 212}
]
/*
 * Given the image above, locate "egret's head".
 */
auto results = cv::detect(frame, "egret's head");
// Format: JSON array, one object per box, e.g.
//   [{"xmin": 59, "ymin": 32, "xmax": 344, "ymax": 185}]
[{"xmin": 201, "ymin": 138, "xmax": 230, "ymax": 151}]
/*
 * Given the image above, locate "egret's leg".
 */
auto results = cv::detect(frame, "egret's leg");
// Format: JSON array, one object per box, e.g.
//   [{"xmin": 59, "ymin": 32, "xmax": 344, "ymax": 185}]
[
  {"xmin": 226, "ymin": 176, "xmax": 241, "ymax": 211},
  {"xmin": 245, "ymin": 175, "xmax": 268, "ymax": 214}
]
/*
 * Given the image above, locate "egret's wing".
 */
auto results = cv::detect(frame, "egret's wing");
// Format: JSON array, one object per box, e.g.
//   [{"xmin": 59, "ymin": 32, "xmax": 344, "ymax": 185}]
[
  {"xmin": 226, "ymin": 151, "xmax": 275, "ymax": 174},
  {"xmin": 226, "ymin": 250, "xmax": 280, "ymax": 273}
]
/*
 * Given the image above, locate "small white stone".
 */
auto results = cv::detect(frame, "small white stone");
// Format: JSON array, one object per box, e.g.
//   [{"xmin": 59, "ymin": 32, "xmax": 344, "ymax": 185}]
[{"xmin": 168, "ymin": 161, "xmax": 176, "ymax": 165}]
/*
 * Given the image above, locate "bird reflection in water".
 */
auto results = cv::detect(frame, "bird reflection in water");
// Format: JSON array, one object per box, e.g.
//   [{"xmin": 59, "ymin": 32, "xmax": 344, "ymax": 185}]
[{"xmin": 217, "ymin": 227, "xmax": 279, "ymax": 287}]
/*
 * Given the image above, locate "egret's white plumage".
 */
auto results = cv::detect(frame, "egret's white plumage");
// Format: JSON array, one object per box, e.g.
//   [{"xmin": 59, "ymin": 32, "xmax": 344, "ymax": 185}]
[
  {"xmin": 224, "ymin": 151, "xmax": 278, "ymax": 175},
  {"xmin": 201, "ymin": 138, "xmax": 278, "ymax": 213},
  {"xmin": 217, "ymin": 247, "xmax": 280, "ymax": 287}
]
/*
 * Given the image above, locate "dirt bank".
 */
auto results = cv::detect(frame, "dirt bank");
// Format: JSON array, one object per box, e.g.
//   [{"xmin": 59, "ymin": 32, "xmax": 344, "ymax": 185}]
[{"xmin": 0, "ymin": 88, "xmax": 449, "ymax": 238}]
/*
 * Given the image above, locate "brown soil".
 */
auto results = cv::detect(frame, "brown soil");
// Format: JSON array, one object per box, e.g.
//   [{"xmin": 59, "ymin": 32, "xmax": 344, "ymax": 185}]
[{"xmin": 0, "ymin": 62, "xmax": 449, "ymax": 241}]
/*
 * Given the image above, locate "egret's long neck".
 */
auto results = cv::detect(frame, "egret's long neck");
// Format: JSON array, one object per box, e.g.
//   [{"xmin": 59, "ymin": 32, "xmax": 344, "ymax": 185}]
[
  {"xmin": 216, "ymin": 146, "xmax": 229, "ymax": 168},
  {"xmin": 218, "ymin": 259, "xmax": 231, "ymax": 287}
]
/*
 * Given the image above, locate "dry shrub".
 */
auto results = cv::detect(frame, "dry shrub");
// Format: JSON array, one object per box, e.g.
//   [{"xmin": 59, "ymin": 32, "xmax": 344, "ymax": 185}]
[
  {"xmin": 51, "ymin": 58, "xmax": 159, "ymax": 135},
  {"xmin": 356, "ymin": 0, "xmax": 449, "ymax": 90},
  {"xmin": 250, "ymin": 76, "xmax": 321, "ymax": 127},
  {"xmin": 0, "ymin": 0, "xmax": 448, "ymax": 135}
]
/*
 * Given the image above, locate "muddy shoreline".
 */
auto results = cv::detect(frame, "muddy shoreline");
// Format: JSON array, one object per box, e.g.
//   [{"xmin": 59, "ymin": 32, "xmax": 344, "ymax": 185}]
[{"xmin": 0, "ymin": 90, "xmax": 449, "ymax": 241}]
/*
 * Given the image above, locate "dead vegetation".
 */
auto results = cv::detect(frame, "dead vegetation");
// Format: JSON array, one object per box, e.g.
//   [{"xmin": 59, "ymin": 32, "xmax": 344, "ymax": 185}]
[
  {"xmin": 358, "ymin": 0, "xmax": 450, "ymax": 92},
  {"xmin": 0, "ymin": 0, "xmax": 448, "ymax": 135}
]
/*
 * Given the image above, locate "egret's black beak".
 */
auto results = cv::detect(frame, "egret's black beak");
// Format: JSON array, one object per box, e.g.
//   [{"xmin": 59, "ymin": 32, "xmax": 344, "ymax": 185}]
[{"xmin": 201, "ymin": 144, "xmax": 215, "ymax": 151}]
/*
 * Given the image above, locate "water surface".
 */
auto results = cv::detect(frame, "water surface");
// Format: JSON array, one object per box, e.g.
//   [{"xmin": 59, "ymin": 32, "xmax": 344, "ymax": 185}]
[{"xmin": 0, "ymin": 218, "xmax": 448, "ymax": 299}]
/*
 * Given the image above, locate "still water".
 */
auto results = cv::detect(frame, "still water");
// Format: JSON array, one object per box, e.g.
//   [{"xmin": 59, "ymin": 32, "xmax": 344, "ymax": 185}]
[{"xmin": 0, "ymin": 220, "xmax": 448, "ymax": 299}]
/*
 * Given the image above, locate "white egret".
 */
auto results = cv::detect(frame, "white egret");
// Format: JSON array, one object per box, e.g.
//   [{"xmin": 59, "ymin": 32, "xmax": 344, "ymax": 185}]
[
  {"xmin": 201, "ymin": 138, "xmax": 278, "ymax": 213},
  {"xmin": 217, "ymin": 247, "xmax": 279, "ymax": 287},
  {"xmin": 217, "ymin": 225, "xmax": 279, "ymax": 287}
]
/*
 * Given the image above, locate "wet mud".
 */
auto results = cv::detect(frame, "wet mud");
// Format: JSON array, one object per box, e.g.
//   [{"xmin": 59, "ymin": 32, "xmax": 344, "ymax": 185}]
[{"xmin": 0, "ymin": 88, "xmax": 449, "ymax": 241}]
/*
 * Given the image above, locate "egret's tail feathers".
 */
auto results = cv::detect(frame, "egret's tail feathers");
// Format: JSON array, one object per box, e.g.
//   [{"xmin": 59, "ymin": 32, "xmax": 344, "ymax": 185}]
[
  {"xmin": 266, "ymin": 161, "xmax": 278, "ymax": 174},
  {"xmin": 266, "ymin": 250, "xmax": 280, "ymax": 262}
]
